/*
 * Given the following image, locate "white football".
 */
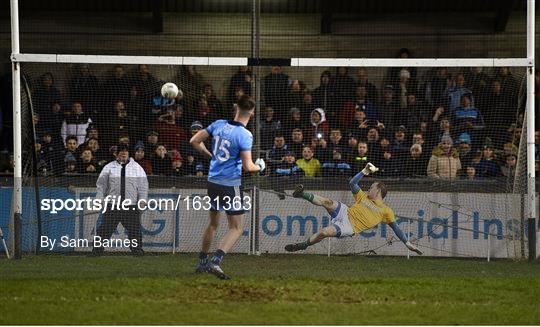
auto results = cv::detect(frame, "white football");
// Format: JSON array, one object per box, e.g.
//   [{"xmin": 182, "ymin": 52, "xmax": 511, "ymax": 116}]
[{"xmin": 161, "ymin": 82, "xmax": 180, "ymax": 99}]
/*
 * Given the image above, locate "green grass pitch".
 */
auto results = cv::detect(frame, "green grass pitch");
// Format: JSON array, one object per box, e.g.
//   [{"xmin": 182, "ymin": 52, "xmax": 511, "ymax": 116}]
[{"xmin": 0, "ymin": 254, "xmax": 538, "ymax": 325}]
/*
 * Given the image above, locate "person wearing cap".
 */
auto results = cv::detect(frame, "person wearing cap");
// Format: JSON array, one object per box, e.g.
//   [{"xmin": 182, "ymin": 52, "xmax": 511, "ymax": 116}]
[
  {"xmin": 191, "ymin": 121, "xmax": 203, "ymax": 131},
  {"xmin": 427, "ymin": 135, "xmax": 462, "ymax": 180},
  {"xmin": 457, "ymin": 133, "xmax": 474, "ymax": 170},
  {"xmin": 403, "ymin": 143, "xmax": 428, "ymax": 178},
  {"xmin": 91, "ymin": 143, "xmax": 148, "ymax": 256},
  {"xmin": 170, "ymin": 150, "xmax": 185, "ymax": 176},
  {"xmin": 182, "ymin": 121, "xmax": 208, "ymax": 175},
  {"xmin": 133, "ymin": 142, "xmax": 152, "ymax": 175},
  {"xmin": 145, "ymin": 130, "xmax": 159, "ymax": 155}
]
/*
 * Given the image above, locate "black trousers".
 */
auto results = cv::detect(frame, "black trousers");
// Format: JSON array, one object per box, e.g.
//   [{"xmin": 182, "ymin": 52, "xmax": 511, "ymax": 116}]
[{"xmin": 93, "ymin": 205, "xmax": 142, "ymax": 253}]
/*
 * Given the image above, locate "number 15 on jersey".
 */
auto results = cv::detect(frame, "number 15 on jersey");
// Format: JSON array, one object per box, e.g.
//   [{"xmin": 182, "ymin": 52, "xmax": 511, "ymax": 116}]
[{"xmin": 212, "ymin": 136, "xmax": 231, "ymax": 162}]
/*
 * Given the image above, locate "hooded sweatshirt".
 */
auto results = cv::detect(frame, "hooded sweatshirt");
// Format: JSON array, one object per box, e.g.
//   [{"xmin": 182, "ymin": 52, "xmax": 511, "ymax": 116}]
[{"xmin": 306, "ymin": 108, "xmax": 329, "ymax": 141}]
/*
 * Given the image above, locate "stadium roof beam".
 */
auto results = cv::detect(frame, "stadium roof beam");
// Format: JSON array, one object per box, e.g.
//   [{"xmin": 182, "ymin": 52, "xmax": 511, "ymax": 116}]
[
  {"xmin": 321, "ymin": 1, "xmax": 334, "ymax": 34},
  {"xmin": 494, "ymin": 0, "xmax": 515, "ymax": 32},
  {"xmin": 152, "ymin": 0, "xmax": 164, "ymax": 33}
]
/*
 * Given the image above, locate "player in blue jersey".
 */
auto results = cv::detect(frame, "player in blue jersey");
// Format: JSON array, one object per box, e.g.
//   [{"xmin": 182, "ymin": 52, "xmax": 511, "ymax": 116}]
[{"xmin": 190, "ymin": 95, "xmax": 265, "ymax": 279}]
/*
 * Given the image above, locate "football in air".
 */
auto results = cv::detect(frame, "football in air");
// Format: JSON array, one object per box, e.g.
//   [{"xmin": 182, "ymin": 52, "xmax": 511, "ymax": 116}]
[{"xmin": 161, "ymin": 82, "xmax": 181, "ymax": 99}]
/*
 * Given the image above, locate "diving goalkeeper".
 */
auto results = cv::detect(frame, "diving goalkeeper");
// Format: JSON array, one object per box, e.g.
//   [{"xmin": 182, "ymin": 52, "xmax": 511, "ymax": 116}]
[{"xmin": 285, "ymin": 163, "xmax": 423, "ymax": 255}]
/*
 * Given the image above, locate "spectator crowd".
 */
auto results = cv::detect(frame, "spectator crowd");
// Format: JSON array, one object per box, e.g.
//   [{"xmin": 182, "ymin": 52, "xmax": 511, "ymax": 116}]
[{"xmin": 1, "ymin": 48, "xmax": 537, "ymax": 182}]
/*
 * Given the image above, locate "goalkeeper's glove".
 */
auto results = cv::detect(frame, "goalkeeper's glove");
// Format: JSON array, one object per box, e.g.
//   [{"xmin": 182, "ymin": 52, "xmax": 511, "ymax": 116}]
[
  {"xmin": 361, "ymin": 162, "xmax": 379, "ymax": 175},
  {"xmin": 405, "ymin": 241, "xmax": 423, "ymax": 255},
  {"xmin": 255, "ymin": 158, "xmax": 266, "ymax": 172}
]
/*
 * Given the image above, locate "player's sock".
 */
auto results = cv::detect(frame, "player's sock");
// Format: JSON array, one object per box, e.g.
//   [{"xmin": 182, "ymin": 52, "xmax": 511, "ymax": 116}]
[
  {"xmin": 211, "ymin": 249, "xmax": 226, "ymax": 265},
  {"xmin": 198, "ymin": 252, "xmax": 208, "ymax": 265},
  {"xmin": 297, "ymin": 237, "xmax": 311, "ymax": 249},
  {"xmin": 301, "ymin": 192, "xmax": 315, "ymax": 203}
]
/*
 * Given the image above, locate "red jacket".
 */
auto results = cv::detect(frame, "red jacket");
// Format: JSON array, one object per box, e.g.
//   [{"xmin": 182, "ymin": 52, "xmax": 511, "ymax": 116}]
[{"xmin": 153, "ymin": 121, "xmax": 187, "ymax": 151}]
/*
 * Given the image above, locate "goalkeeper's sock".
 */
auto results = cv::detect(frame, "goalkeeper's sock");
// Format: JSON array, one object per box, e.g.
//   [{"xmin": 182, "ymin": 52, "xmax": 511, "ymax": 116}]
[
  {"xmin": 198, "ymin": 252, "xmax": 208, "ymax": 265},
  {"xmin": 297, "ymin": 238, "xmax": 312, "ymax": 250},
  {"xmin": 301, "ymin": 192, "xmax": 314, "ymax": 203},
  {"xmin": 210, "ymin": 249, "xmax": 226, "ymax": 265}
]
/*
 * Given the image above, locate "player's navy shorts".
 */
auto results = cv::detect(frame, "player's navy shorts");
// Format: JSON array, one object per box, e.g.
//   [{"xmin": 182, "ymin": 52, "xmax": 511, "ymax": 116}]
[{"xmin": 207, "ymin": 181, "xmax": 245, "ymax": 215}]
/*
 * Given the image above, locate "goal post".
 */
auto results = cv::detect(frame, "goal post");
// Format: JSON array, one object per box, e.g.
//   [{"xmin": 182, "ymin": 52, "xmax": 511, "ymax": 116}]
[
  {"xmin": 6, "ymin": 0, "xmax": 536, "ymax": 260},
  {"xmin": 8, "ymin": 58, "xmax": 534, "ymax": 259},
  {"xmin": 525, "ymin": 0, "xmax": 536, "ymax": 261},
  {"xmin": 10, "ymin": 0, "xmax": 22, "ymax": 259}
]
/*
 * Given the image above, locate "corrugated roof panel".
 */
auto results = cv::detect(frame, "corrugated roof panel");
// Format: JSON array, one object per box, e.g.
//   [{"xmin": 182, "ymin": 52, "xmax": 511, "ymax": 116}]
[{"xmin": 2, "ymin": 0, "xmax": 529, "ymax": 13}]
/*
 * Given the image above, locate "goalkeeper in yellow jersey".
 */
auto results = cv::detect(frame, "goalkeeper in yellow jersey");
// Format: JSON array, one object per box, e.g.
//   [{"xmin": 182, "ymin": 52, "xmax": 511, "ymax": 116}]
[{"xmin": 285, "ymin": 162, "xmax": 423, "ymax": 255}]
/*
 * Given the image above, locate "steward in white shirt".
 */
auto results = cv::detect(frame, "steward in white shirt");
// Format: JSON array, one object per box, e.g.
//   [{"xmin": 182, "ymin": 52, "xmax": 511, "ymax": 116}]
[{"xmin": 91, "ymin": 143, "xmax": 148, "ymax": 256}]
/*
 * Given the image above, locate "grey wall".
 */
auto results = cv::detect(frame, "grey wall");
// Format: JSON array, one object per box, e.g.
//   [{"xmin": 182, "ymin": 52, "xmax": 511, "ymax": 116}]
[
  {"xmin": 0, "ymin": 11, "xmax": 538, "ymax": 98},
  {"xmin": 1, "ymin": 11, "xmax": 537, "ymax": 57}
]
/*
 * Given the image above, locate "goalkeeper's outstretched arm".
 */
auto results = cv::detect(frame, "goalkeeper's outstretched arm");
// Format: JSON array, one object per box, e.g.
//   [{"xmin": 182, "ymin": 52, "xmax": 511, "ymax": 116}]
[
  {"xmin": 388, "ymin": 222, "xmax": 423, "ymax": 255},
  {"xmin": 349, "ymin": 162, "xmax": 378, "ymax": 194},
  {"xmin": 349, "ymin": 171, "xmax": 366, "ymax": 194}
]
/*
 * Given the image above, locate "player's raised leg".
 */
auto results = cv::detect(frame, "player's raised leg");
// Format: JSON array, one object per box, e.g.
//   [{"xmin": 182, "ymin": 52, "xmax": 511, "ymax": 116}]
[
  {"xmin": 292, "ymin": 184, "xmax": 339, "ymax": 214},
  {"xmin": 287, "ymin": 185, "xmax": 346, "ymax": 252},
  {"xmin": 196, "ymin": 210, "xmax": 221, "ymax": 273}
]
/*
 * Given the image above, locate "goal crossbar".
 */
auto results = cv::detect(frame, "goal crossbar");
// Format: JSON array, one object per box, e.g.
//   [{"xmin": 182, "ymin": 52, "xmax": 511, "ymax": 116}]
[{"xmin": 11, "ymin": 53, "xmax": 533, "ymax": 67}]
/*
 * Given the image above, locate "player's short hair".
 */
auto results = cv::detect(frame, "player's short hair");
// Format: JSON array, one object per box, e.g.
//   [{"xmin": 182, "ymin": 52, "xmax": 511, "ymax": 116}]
[
  {"xmin": 376, "ymin": 182, "xmax": 388, "ymax": 199},
  {"xmin": 237, "ymin": 95, "xmax": 255, "ymax": 112}
]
